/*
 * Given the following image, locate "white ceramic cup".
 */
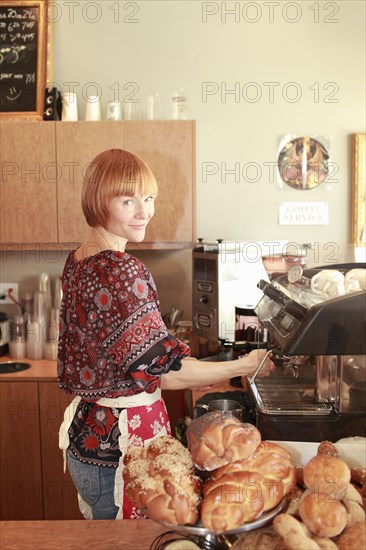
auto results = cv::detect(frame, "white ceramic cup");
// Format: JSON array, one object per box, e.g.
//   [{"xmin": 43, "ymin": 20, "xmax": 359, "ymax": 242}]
[
  {"xmin": 85, "ymin": 95, "xmax": 102, "ymax": 121},
  {"xmin": 61, "ymin": 92, "xmax": 78, "ymax": 121},
  {"xmin": 310, "ymin": 270, "xmax": 345, "ymax": 299},
  {"xmin": 345, "ymin": 268, "xmax": 366, "ymax": 293},
  {"xmin": 106, "ymin": 101, "xmax": 122, "ymax": 121}
]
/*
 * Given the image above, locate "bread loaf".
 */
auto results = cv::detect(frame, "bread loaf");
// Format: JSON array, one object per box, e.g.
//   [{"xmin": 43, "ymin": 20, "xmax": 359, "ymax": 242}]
[
  {"xmin": 209, "ymin": 440, "xmax": 296, "ymax": 510},
  {"xmin": 200, "ymin": 470, "xmax": 265, "ymax": 533},
  {"xmin": 186, "ymin": 411, "xmax": 261, "ymax": 471},
  {"xmin": 123, "ymin": 435, "xmax": 202, "ymax": 525}
]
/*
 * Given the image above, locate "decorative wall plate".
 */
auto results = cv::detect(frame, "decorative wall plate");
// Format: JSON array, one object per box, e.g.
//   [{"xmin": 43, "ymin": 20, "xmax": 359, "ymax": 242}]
[{"xmin": 277, "ymin": 136, "xmax": 330, "ymax": 190}]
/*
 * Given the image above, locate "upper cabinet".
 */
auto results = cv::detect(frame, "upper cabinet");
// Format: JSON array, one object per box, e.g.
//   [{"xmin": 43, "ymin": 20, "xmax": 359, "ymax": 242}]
[
  {"xmin": 0, "ymin": 120, "xmax": 196, "ymax": 249},
  {"xmin": 0, "ymin": 121, "xmax": 58, "ymax": 243},
  {"xmin": 56, "ymin": 121, "xmax": 125, "ymax": 244},
  {"xmin": 124, "ymin": 121, "xmax": 195, "ymax": 246}
]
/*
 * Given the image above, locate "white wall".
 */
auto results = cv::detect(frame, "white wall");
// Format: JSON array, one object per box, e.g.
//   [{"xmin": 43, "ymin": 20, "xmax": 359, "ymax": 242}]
[{"xmin": 53, "ymin": 0, "xmax": 365, "ymax": 245}]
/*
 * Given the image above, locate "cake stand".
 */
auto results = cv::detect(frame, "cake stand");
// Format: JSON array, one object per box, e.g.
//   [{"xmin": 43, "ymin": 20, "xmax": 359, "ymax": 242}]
[{"xmin": 151, "ymin": 498, "xmax": 287, "ymax": 550}]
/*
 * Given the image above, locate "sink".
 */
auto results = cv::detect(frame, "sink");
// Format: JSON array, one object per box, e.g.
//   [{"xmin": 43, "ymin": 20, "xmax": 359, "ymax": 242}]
[{"xmin": 0, "ymin": 361, "xmax": 31, "ymax": 374}]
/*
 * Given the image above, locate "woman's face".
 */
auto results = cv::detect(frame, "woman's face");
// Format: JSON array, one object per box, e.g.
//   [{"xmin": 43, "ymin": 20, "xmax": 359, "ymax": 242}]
[{"xmin": 104, "ymin": 193, "xmax": 155, "ymax": 242}]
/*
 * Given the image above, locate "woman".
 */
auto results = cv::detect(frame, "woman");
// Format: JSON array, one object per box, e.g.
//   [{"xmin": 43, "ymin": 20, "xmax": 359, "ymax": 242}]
[{"xmin": 58, "ymin": 149, "xmax": 274, "ymax": 520}]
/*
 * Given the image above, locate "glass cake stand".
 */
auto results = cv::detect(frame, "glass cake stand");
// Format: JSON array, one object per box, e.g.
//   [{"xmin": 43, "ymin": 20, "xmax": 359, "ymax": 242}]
[{"xmin": 151, "ymin": 498, "xmax": 287, "ymax": 550}]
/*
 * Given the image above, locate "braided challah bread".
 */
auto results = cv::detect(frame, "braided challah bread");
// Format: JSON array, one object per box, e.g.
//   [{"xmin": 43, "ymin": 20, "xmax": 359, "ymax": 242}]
[
  {"xmin": 123, "ymin": 435, "xmax": 202, "ymax": 525},
  {"xmin": 186, "ymin": 412, "xmax": 262, "ymax": 471},
  {"xmin": 209, "ymin": 440, "xmax": 296, "ymax": 512},
  {"xmin": 201, "ymin": 470, "xmax": 266, "ymax": 533}
]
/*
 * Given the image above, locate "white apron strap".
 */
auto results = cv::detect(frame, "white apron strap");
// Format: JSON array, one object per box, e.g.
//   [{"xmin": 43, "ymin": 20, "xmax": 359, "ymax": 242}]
[{"xmin": 59, "ymin": 396, "xmax": 82, "ymax": 473}]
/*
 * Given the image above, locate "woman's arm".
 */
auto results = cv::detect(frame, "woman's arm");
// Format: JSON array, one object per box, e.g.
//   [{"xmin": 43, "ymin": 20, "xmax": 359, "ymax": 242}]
[{"xmin": 160, "ymin": 349, "xmax": 274, "ymax": 390}]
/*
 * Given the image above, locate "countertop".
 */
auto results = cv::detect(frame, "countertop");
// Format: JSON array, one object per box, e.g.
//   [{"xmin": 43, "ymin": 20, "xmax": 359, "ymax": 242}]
[
  {"xmin": 0, "ymin": 519, "xmax": 168, "ymax": 549},
  {"xmin": 0, "ymin": 356, "xmax": 56, "ymax": 381}
]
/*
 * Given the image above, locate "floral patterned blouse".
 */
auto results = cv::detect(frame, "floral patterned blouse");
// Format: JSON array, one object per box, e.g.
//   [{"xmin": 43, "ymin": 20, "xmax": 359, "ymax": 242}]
[{"xmin": 58, "ymin": 250, "xmax": 189, "ymax": 467}]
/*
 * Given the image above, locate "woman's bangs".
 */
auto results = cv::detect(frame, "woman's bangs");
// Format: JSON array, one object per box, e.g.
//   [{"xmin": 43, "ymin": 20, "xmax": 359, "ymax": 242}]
[{"xmin": 110, "ymin": 162, "xmax": 158, "ymax": 197}]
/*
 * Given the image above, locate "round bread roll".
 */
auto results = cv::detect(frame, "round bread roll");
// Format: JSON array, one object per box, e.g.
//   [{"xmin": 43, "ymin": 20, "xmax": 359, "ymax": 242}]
[
  {"xmin": 201, "ymin": 470, "xmax": 265, "ymax": 533},
  {"xmin": 337, "ymin": 522, "xmax": 366, "ymax": 550},
  {"xmin": 186, "ymin": 412, "xmax": 261, "ymax": 471},
  {"xmin": 298, "ymin": 490, "xmax": 348, "ymax": 537},
  {"xmin": 303, "ymin": 455, "xmax": 351, "ymax": 500}
]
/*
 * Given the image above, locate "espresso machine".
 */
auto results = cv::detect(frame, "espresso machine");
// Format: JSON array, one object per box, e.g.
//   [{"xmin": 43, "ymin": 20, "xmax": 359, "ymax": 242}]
[
  {"xmin": 191, "ymin": 240, "xmax": 289, "ymax": 352},
  {"xmin": 247, "ymin": 264, "xmax": 366, "ymax": 442}
]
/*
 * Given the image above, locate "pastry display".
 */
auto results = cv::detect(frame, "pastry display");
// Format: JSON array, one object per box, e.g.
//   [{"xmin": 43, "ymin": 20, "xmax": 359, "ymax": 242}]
[
  {"xmin": 234, "ymin": 446, "xmax": 366, "ymax": 549},
  {"xmin": 123, "ymin": 423, "xmax": 365, "ymax": 547}
]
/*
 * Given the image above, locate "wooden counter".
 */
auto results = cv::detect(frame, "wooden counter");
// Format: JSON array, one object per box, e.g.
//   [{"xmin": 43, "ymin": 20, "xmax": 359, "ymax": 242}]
[
  {"xmin": 0, "ymin": 519, "xmax": 168, "ymax": 549},
  {"xmin": 0, "ymin": 356, "xmax": 56, "ymax": 381}
]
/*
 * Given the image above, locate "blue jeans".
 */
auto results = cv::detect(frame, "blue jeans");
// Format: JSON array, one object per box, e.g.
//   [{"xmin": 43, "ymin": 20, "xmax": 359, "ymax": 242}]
[{"xmin": 67, "ymin": 448, "xmax": 119, "ymax": 520}]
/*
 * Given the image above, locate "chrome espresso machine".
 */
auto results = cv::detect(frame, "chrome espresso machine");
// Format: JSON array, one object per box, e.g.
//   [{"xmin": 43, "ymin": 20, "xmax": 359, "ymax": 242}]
[{"xmin": 247, "ymin": 264, "xmax": 366, "ymax": 442}]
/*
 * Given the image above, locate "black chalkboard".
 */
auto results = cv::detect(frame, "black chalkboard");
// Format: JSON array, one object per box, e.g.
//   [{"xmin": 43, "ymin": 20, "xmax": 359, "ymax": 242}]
[{"xmin": 0, "ymin": 1, "xmax": 47, "ymax": 116}]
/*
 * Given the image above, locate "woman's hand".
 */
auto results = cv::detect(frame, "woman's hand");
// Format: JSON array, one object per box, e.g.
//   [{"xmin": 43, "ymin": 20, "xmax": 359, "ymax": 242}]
[
  {"xmin": 238, "ymin": 349, "xmax": 275, "ymax": 379},
  {"xmin": 160, "ymin": 349, "xmax": 275, "ymax": 391}
]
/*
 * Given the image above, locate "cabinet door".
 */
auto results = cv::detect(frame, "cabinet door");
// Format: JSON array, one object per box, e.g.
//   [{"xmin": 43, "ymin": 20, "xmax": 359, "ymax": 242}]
[
  {"xmin": 56, "ymin": 122, "xmax": 125, "ymax": 244},
  {"xmin": 124, "ymin": 121, "xmax": 195, "ymax": 247},
  {"xmin": 0, "ymin": 382, "xmax": 43, "ymax": 519},
  {"xmin": 0, "ymin": 121, "xmax": 58, "ymax": 243},
  {"xmin": 39, "ymin": 382, "xmax": 83, "ymax": 520}
]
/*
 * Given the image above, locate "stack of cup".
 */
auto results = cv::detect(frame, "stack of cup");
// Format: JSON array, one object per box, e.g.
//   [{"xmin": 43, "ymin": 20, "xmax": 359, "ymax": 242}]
[
  {"xmin": 9, "ymin": 315, "xmax": 27, "ymax": 360},
  {"xmin": 27, "ymin": 290, "xmax": 47, "ymax": 359},
  {"xmin": 44, "ymin": 307, "xmax": 59, "ymax": 361}
]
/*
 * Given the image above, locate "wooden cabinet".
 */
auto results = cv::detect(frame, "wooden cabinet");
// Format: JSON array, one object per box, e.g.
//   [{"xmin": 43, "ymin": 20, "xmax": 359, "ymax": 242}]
[
  {"xmin": 39, "ymin": 383, "xmax": 83, "ymax": 520},
  {"xmin": 124, "ymin": 122, "xmax": 195, "ymax": 246},
  {"xmin": 0, "ymin": 379, "xmax": 188, "ymax": 520},
  {"xmin": 56, "ymin": 122, "xmax": 125, "ymax": 244},
  {"xmin": 0, "ymin": 120, "xmax": 195, "ymax": 248},
  {"xmin": 0, "ymin": 121, "xmax": 58, "ymax": 243},
  {"xmin": 0, "ymin": 381, "xmax": 82, "ymax": 520},
  {"xmin": 0, "ymin": 382, "xmax": 43, "ymax": 520}
]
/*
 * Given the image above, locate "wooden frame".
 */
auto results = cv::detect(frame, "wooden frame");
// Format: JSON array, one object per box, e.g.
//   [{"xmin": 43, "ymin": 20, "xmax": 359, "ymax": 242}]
[
  {"xmin": 0, "ymin": 0, "xmax": 53, "ymax": 119},
  {"xmin": 351, "ymin": 133, "xmax": 366, "ymax": 246}
]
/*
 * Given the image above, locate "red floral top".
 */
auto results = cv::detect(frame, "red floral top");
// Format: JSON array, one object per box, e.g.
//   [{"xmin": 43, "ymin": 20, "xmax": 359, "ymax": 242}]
[{"xmin": 58, "ymin": 250, "xmax": 189, "ymax": 467}]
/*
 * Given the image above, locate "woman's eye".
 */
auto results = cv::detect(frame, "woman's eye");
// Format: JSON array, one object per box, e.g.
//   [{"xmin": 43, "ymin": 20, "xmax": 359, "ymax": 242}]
[
  {"xmin": 145, "ymin": 195, "xmax": 155, "ymax": 202},
  {"xmin": 123, "ymin": 199, "xmax": 134, "ymax": 206}
]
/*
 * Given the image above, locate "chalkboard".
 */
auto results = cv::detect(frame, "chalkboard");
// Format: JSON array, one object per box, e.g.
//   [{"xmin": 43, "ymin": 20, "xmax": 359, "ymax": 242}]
[{"xmin": 0, "ymin": 0, "xmax": 49, "ymax": 118}]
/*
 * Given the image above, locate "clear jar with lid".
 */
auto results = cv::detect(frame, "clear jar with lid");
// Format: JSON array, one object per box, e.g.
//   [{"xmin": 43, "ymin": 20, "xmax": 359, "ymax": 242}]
[{"xmin": 171, "ymin": 89, "xmax": 188, "ymax": 120}]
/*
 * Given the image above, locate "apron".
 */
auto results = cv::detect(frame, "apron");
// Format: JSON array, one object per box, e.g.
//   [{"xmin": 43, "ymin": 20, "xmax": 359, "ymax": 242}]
[{"xmin": 59, "ymin": 388, "xmax": 170, "ymax": 519}]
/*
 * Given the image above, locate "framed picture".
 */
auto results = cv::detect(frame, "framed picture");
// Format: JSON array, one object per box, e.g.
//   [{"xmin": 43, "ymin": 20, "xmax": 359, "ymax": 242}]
[
  {"xmin": 351, "ymin": 133, "xmax": 366, "ymax": 247},
  {"xmin": 0, "ymin": 0, "xmax": 53, "ymax": 119}
]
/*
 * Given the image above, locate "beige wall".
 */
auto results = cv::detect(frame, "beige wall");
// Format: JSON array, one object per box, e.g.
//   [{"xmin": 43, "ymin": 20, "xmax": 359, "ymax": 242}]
[
  {"xmin": 1, "ymin": 1, "xmax": 365, "ymax": 319},
  {"xmin": 53, "ymin": 0, "xmax": 365, "ymax": 245},
  {"xmin": 0, "ymin": 249, "xmax": 192, "ymax": 321}
]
